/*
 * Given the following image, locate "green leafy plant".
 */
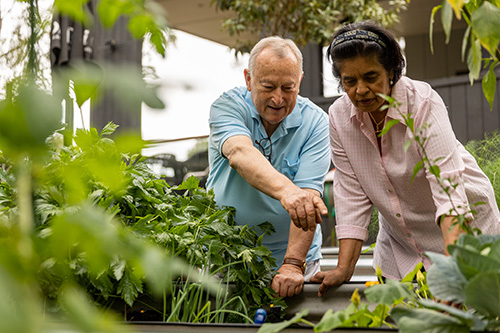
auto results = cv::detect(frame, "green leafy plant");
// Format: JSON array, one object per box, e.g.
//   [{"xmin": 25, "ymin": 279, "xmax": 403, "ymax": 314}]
[
  {"xmin": 0, "ymin": 1, "xmax": 285, "ymax": 329},
  {"xmin": 391, "ymin": 233, "xmax": 500, "ymax": 332},
  {"xmin": 465, "ymin": 130, "xmax": 500, "ymax": 208},
  {"xmin": 430, "ymin": 0, "xmax": 500, "ymax": 109},
  {"xmin": 0, "ymin": 122, "xmax": 284, "ymax": 325}
]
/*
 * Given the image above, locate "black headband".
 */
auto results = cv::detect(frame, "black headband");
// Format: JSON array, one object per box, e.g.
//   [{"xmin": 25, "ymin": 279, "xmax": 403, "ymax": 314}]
[{"xmin": 331, "ymin": 29, "xmax": 387, "ymax": 49}]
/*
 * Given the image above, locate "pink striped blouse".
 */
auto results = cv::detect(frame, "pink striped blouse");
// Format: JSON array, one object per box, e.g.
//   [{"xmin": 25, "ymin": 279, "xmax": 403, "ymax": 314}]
[{"xmin": 329, "ymin": 76, "xmax": 500, "ymax": 280}]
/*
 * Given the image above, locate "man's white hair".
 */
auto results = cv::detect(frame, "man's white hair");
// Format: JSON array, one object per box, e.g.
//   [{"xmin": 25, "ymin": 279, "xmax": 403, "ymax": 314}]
[{"xmin": 247, "ymin": 36, "xmax": 303, "ymax": 76}]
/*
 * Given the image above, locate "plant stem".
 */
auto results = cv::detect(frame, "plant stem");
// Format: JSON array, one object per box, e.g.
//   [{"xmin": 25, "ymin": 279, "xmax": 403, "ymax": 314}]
[
  {"xmin": 163, "ymin": 286, "xmax": 167, "ymax": 322},
  {"xmin": 18, "ymin": 161, "xmax": 34, "ymax": 259},
  {"xmin": 299, "ymin": 318, "xmax": 316, "ymax": 327}
]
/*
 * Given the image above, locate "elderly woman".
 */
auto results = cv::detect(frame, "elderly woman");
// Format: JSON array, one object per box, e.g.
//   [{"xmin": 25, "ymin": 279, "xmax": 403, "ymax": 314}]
[{"xmin": 310, "ymin": 21, "xmax": 500, "ymax": 296}]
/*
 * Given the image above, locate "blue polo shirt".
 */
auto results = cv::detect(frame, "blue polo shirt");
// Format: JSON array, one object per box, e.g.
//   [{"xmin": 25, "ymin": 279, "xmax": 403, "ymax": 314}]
[{"xmin": 206, "ymin": 86, "xmax": 330, "ymax": 267}]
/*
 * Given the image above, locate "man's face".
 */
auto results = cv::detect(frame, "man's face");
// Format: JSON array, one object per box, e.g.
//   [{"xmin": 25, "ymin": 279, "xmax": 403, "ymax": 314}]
[{"xmin": 244, "ymin": 48, "xmax": 303, "ymax": 135}]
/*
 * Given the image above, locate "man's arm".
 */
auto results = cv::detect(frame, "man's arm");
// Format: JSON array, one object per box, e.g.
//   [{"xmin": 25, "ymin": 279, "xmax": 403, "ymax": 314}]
[
  {"xmin": 310, "ymin": 238, "xmax": 363, "ymax": 297},
  {"xmin": 271, "ymin": 188, "xmax": 318, "ymax": 297},
  {"xmin": 222, "ymin": 135, "xmax": 327, "ymax": 231}
]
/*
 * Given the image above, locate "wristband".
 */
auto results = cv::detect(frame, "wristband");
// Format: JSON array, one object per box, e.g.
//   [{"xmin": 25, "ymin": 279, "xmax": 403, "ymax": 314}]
[{"xmin": 283, "ymin": 258, "xmax": 306, "ymax": 273}]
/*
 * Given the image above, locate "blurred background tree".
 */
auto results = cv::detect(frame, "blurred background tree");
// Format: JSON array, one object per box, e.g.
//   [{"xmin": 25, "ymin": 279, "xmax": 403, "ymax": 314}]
[{"xmin": 212, "ymin": 0, "xmax": 407, "ymax": 53}]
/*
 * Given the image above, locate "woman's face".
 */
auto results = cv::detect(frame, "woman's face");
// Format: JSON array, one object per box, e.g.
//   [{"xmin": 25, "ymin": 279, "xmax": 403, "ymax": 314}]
[{"xmin": 339, "ymin": 55, "xmax": 392, "ymax": 113}]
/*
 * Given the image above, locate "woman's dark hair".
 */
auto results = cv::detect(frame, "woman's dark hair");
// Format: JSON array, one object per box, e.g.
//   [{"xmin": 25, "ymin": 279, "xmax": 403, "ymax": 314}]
[{"xmin": 327, "ymin": 21, "xmax": 405, "ymax": 87}]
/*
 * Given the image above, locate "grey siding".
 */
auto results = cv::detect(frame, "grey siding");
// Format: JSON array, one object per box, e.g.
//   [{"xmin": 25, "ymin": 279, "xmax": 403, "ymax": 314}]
[
  {"xmin": 430, "ymin": 72, "xmax": 500, "ymax": 144},
  {"xmin": 405, "ymin": 29, "xmax": 469, "ymax": 80}
]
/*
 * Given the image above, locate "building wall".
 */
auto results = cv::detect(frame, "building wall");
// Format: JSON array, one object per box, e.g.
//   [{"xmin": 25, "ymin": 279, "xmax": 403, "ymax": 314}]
[
  {"xmin": 405, "ymin": 28, "xmax": 469, "ymax": 80},
  {"xmin": 430, "ymin": 72, "xmax": 500, "ymax": 145},
  {"xmin": 405, "ymin": 28, "xmax": 500, "ymax": 145}
]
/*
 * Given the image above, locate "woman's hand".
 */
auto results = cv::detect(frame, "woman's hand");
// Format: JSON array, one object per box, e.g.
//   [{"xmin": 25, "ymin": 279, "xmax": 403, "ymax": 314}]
[
  {"xmin": 310, "ymin": 238, "xmax": 363, "ymax": 297},
  {"xmin": 310, "ymin": 267, "xmax": 352, "ymax": 297}
]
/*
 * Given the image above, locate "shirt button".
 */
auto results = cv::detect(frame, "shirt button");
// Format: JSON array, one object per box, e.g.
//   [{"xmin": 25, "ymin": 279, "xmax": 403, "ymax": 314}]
[
  {"xmin": 388, "ymin": 189, "xmax": 393, "ymax": 193},
  {"xmin": 406, "ymin": 233, "xmax": 411, "ymax": 238},
  {"xmin": 396, "ymin": 213, "xmax": 401, "ymax": 218}
]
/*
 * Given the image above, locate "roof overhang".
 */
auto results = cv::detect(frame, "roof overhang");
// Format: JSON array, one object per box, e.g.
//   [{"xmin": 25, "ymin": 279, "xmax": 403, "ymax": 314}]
[{"xmin": 154, "ymin": 0, "xmax": 465, "ymax": 47}]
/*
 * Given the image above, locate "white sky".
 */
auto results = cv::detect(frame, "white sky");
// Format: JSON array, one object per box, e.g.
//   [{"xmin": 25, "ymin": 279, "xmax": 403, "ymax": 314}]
[{"xmin": 141, "ymin": 31, "xmax": 250, "ymax": 160}]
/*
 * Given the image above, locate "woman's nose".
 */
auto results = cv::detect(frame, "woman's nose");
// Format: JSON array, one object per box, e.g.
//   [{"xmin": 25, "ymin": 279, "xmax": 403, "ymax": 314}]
[{"xmin": 356, "ymin": 82, "xmax": 369, "ymax": 95}]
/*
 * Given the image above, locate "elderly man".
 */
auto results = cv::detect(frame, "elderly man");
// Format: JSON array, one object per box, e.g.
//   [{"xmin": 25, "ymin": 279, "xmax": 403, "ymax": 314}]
[{"xmin": 206, "ymin": 36, "xmax": 330, "ymax": 297}]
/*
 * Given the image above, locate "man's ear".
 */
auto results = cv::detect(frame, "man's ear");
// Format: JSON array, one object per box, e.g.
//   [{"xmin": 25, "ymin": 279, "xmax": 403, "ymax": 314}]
[
  {"xmin": 298, "ymin": 71, "xmax": 304, "ymax": 90},
  {"xmin": 244, "ymin": 69, "xmax": 251, "ymax": 91}
]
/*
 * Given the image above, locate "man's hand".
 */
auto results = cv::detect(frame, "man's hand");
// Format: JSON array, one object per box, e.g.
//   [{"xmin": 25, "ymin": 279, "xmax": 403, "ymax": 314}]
[
  {"xmin": 309, "ymin": 268, "xmax": 351, "ymax": 297},
  {"xmin": 280, "ymin": 188, "xmax": 328, "ymax": 232},
  {"xmin": 222, "ymin": 136, "xmax": 328, "ymax": 232},
  {"xmin": 271, "ymin": 264, "xmax": 305, "ymax": 297}
]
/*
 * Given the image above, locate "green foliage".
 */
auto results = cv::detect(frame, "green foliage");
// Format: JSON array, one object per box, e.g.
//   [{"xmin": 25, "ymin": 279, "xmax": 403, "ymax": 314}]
[
  {"xmin": 465, "ymin": 130, "xmax": 500, "ymax": 208},
  {"xmin": 367, "ymin": 206, "xmax": 379, "ymax": 244},
  {"xmin": 211, "ymin": 0, "xmax": 407, "ymax": 53},
  {"xmin": 0, "ymin": 1, "xmax": 282, "ymax": 328},
  {"xmin": 0, "ymin": 122, "xmax": 282, "ymax": 325},
  {"xmin": 311, "ymin": 288, "xmax": 393, "ymax": 332},
  {"xmin": 431, "ymin": 0, "xmax": 500, "ymax": 109},
  {"xmin": 388, "ymin": 234, "xmax": 500, "ymax": 332},
  {"xmin": 391, "ymin": 307, "xmax": 471, "ymax": 333},
  {"xmin": 256, "ymin": 309, "xmax": 310, "ymax": 333},
  {"xmin": 0, "ymin": 169, "xmax": 181, "ymax": 331}
]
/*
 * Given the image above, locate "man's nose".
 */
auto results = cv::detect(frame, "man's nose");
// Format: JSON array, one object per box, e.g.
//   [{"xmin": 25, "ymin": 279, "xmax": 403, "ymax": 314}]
[{"xmin": 271, "ymin": 90, "xmax": 284, "ymax": 105}]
